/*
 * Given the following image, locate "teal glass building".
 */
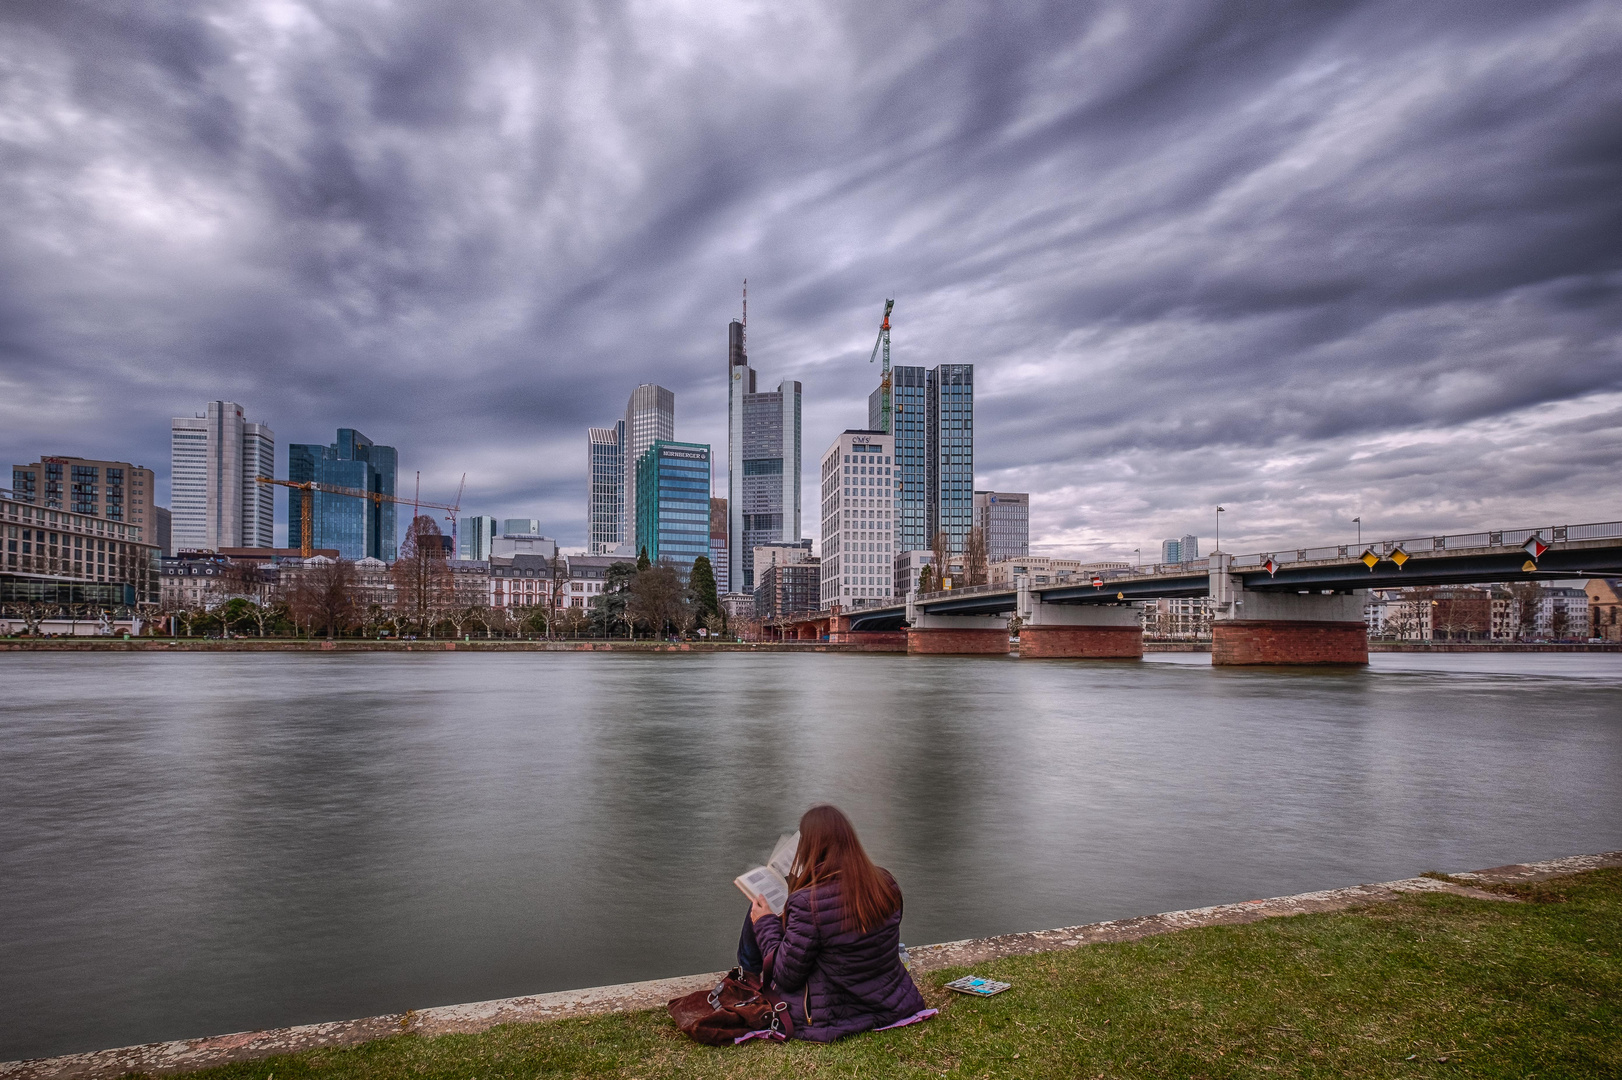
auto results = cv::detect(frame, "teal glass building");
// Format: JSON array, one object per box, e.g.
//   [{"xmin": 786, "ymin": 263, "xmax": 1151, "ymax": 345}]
[
  {"xmin": 287, "ymin": 429, "xmax": 398, "ymax": 561},
  {"xmin": 634, "ymin": 440, "xmax": 711, "ymax": 574}
]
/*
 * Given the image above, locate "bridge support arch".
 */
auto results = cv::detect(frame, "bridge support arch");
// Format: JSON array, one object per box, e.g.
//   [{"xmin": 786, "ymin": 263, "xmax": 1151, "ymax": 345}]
[
  {"xmin": 1210, "ymin": 554, "xmax": 1368, "ymax": 665},
  {"xmin": 1016, "ymin": 578, "xmax": 1143, "ymax": 658}
]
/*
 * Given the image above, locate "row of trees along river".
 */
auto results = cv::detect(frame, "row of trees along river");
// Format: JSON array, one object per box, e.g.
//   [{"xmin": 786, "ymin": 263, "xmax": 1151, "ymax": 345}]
[{"xmin": 159, "ymin": 515, "xmax": 728, "ymax": 641}]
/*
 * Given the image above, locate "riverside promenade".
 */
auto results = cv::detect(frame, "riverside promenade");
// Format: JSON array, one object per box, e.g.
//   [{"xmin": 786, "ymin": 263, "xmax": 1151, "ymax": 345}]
[
  {"xmin": 7, "ymin": 850, "xmax": 1617, "ymax": 1080},
  {"xmin": 2, "ymin": 638, "xmax": 1618, "ymax": 654}
]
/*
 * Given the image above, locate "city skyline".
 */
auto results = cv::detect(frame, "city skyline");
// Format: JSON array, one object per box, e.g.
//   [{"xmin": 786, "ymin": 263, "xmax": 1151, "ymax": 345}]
[{"xmin": 1, "ymin": 3, "xmax": 1617, "ymax": 563}]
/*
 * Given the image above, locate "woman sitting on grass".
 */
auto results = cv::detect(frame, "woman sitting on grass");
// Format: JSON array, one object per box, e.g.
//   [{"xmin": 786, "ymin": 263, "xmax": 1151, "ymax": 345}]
[{"xmin": 739, "ymin": 805, "xmax": 933, "ymax": 1041}]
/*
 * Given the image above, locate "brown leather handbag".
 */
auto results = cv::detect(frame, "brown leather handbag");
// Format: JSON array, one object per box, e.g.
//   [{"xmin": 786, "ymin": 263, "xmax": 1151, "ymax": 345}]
[{"xmin": 668, "ymin": 965, "xmax": 794, "ymax": 1045}]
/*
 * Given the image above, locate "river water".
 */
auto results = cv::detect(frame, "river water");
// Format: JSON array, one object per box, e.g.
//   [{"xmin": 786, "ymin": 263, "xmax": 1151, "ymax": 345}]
[{"xmin": 2, "ymin": 650, "xmax": 1619, "ymax": 1060}]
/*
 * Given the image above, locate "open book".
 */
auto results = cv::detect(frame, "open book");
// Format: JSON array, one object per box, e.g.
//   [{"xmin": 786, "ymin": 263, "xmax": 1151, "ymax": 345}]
[{"xmin": 733, "ymin": 831, "xmax": 800, "ymax": 916}]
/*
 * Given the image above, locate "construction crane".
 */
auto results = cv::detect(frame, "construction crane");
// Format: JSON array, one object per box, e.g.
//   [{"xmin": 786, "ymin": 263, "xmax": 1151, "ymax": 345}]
[
  {"xmin": 256, "ymin": 477, "xmax": 464, "ymax": 559},
  {"xmin": 869, "ymin": 299, "xmax": 895, "ymax": 434}
]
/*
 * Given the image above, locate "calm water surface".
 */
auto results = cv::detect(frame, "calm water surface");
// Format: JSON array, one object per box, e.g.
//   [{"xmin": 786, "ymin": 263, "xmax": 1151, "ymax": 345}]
[{"xmin": 2, "ymin": 651, "xmax": 1620, "ymax": 1060}]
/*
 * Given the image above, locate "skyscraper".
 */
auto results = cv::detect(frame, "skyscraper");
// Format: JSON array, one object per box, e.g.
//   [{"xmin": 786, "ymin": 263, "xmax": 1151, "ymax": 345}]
[
  {"xmin": 710, "ymin": 496, "xmax": 730, "ymax": 593},
  {"xmin": 1161, "ymin": 535, "xmax": 1199, "ymax": 564},
  {"xmin": 634, "ymin": 440, "xmax": 711, "ymax": 574},
  {"xmin": 974, "ymin": 490, "xmax": 1029, "ymax": 561},
  {"xmin": 726, "ymin": 315, "xmax": 801, "ymax": 593},
  {"xmin": 623, "ymin": 384, "xmax": 675, "ymax": 556},
  {"xmin": 872, "ymin": 364, "xmax": 973, "ymax": 559},
  {"xmin": 459, "ymin": 515, "xmax": 498, "ymax": 561},
  {"xmin": 287, "ymin": 428, "xmax": 397, "ymax": 561},
  {"xmin": 587, "ymin": 421, "xmax": 625, "ymax": 554},
  {"xmin": 170, "ymin": 401, "xmax": 275, "ymax": 551},
  {"xmin": 820, "ymin": 430, "xmax": 895, "ymax": 609}
]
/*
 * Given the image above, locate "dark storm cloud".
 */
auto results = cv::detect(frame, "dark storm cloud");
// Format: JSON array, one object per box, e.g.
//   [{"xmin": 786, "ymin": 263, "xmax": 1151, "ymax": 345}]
[{"xmin": 1, "ymin": 0, "xmax": 1618, "ymax": 554}]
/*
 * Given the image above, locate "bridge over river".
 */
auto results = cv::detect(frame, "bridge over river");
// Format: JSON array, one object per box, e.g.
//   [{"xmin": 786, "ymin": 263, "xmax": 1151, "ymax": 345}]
[{"xmin": 764, "ymin": 519, "xmax": 1622, "ymax": 664}]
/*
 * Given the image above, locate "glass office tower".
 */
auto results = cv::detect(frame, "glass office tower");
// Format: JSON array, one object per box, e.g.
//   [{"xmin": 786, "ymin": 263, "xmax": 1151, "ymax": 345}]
[
  {"xmin": 287, "ymin": 428, "xmax": 398, "ymax": 561},
  {"xmin": 634, "ymin": 440, "xmax": 711, "ymax": 574},
  {"xmin": 871, "ymin": 364, "xmax": 973, "ymax": 558}
]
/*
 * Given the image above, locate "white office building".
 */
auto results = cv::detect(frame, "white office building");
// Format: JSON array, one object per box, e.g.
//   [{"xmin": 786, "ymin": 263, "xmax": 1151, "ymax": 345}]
[
  {"xmin": 623, "ymin": 384, "xmax": 675, "ymax": 555},
  {"xmin": 170, "ymin": 401, "xmax": 274, "ymax": 551},
  {"xmin": 587, "ymin": 422, "xmax": 625, "ymax": 554},
  {"xmin": 726, "ymin": 316, "xmax": 801, "ymax": 594},
  {"xmin": 820, "ymin": 430, "xmax": 895, "ymax": 609}
]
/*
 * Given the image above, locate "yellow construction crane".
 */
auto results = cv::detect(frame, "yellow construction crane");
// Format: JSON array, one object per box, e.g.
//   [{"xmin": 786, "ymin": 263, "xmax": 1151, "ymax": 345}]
[{"xmin": 256, "ymin": 476, "xmax": 464, "ymax": 558}]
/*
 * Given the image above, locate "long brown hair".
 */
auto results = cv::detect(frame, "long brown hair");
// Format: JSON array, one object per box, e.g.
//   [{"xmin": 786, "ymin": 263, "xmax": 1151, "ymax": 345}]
[{"xmin": 788, "ymin": 805, "xmax": 900, "ymax": 934}]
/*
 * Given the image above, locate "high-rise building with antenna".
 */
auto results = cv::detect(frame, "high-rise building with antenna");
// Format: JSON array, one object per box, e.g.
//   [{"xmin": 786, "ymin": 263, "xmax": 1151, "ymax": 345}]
[{"xmin": 727, "ymin": 283, "xmax": 801, "ymax": 594}]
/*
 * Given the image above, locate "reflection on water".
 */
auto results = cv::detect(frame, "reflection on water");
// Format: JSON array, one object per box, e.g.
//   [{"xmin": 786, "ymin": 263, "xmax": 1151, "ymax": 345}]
[{"xmin": 2, "ymin": 651, "xmax": 1619, "ymax": 1059}]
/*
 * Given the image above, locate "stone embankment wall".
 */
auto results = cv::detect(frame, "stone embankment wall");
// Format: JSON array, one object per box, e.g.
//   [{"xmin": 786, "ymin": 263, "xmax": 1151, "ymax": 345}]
[
  {"xmin": 0, "ymin": 639, "xmax": 884, "ymax": 654},
  {"xmin": 2, "ymin": 638, "xmax": 1615, "ymax": 655}
]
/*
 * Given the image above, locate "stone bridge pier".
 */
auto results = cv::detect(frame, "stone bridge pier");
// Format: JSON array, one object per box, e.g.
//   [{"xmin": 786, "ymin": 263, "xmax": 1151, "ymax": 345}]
[
  {"xmin": 1016, "ymin": 577, "xmax": 1143, "ymax": 658},
  {"xmin": 903, "ymin": 595, "xmax": 1011, "ymax": 654},
  {"xmin": 1209, "ymin": 553, "xmax": 1368, "ymax": 665}
]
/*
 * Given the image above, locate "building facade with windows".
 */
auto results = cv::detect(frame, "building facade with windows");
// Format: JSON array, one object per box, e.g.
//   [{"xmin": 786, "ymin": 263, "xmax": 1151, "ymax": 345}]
[
  {"xmin": 709, "ymin": 497, "xmax": 730, "ymax": 593},
  {"xmin": 563, "ymin": 554, "xmax": 620, "ymax": 608},
  {"xmin": 12, "ymin": 456, "xmax": 157, "ymax": 534},
  {"xmin": 3, "ymin": 489, "xmax": 160, "ymax": 605},
  {"xmin": 459, "ymin": 515, "xmax": 498, "ymax": 561},
  {"xmin": 872, "ymin": 364, "xmax": 973, "ymax": 561},
  {"xmin": 489, "ymin": 554, "xmax": 555, "ymax": 611},
  {"xmin": 623, "ymin": 384, "xmax": 675, "ymax": 555},
  {"xmin": 820, "ymin": 430, "xmax": 895, "ymax": 609},
  {"xmin": 1161, "ymin": 535, "xmax": 1200, "ymax": 564},
  {"xmin": 587, "ymin": 422, "xmax": 625, "ymax": 554},
  {"xmin": 726, "ymin": 317, "xmax": 802, "ymax": 594},
  {"xmin": 287, "ymin": 428, "xmax": 397, "ymax": 562},
  {"xmin": 634, "ymin": 440, "xmax": 711, "ymax": 574},
  {"xmin": 974, "ymin": 491, "xmax": 1028, "ymax": 561},
  {"xmin": 754, "ymin": 557, "xmax": 821, "ymax": 619},
  {"xmin": 170, "ymin": 402, "xmax": 275, "ymax": 551}
]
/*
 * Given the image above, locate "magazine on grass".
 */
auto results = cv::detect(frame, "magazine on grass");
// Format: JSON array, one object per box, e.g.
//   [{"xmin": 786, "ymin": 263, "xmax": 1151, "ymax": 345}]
[{"xmin": 733, "ymin": 831, "xmax": 800, "ymax": 916}]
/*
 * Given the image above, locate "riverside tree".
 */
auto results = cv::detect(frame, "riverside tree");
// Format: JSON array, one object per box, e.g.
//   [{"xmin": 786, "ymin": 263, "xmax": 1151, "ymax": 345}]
[
  {"xmin": 628, "ymin": 561, "xmax": 689, "ymax": 637},
  {"xmin": 689, "ymin": 554, "xmax": 719, "ymax": 624},
  {"xmin": 288, "ymin": 557, "xmax": 359, "ymax": 638},
  {"xmin": 391, "ymin": 515, "xmax": 453, "ymax": 636}
]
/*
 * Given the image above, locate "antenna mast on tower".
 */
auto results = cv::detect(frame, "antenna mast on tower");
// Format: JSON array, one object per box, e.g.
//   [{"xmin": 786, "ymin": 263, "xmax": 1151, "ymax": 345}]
[{"xmin": 742, "ymin": 279, "xmax": 747, "ymax": 357}]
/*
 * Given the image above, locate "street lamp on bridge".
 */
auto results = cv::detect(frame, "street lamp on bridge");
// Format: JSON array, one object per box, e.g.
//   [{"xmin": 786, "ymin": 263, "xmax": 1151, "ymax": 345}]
[{"xmin": 1215, "ymin": 506, "xmax": 1225, "ymax": 553}]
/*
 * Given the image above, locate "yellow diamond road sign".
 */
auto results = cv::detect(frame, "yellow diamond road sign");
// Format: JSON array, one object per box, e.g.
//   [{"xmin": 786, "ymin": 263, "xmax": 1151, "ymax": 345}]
[
  {"xmin": 1360, "ymin": 550, "xmax": 1379, "ymax": 569},
  {"xmin": 1390, "ymin": 547, "xmax": 1410, "ymax": 568}
]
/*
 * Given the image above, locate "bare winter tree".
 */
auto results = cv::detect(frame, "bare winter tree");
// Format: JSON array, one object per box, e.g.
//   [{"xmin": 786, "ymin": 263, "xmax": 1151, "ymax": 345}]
[
  {"xmin": 391, "ymin": 515, "xmax": 454, "ymax": 636},
  {"xmin": 288, "ymin": 558, "xmax": 359, "ymax": 638},
  {"xmin": 931, "ymin": 530, "xmax": 951, "ymax": 589},
  {"xmin": 965, "ymin": 526, "xmax": 989, "ymax": 587}
]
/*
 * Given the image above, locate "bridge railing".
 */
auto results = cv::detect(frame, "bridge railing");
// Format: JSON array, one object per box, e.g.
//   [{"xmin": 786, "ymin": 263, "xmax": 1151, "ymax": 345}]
[
  {"xmin": 1229, "ymin": 520, "xmax": 1622, "ymax": 568},
  {"xmin": 909, "ymin": 521, "xmax": 1622, "ymax": 601}
]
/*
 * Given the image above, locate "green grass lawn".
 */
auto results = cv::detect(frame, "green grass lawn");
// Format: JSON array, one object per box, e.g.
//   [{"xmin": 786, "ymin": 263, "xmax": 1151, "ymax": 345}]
[{"xmin": 176, "ymin": 870, "xmax": 1620, "ymax": 1080}]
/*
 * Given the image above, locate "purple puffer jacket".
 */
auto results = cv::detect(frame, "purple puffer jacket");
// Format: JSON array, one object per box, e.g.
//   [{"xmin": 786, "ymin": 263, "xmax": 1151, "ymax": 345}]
[{"xmin": 751, "ymin": 872, "xmax": 927, "ymax": 1042}]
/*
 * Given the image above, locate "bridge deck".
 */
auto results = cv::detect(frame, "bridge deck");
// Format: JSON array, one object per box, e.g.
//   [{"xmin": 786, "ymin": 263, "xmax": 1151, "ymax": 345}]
[{"xmin": 837, "ymin": 520, "xmax": 1622, "ymax": 632}]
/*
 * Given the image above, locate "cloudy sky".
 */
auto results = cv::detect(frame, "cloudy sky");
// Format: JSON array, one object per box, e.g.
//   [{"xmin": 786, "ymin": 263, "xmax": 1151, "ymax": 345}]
[{"xmin": 2, "ymin": 0, "xmax": 1619, "ymax": 558}]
